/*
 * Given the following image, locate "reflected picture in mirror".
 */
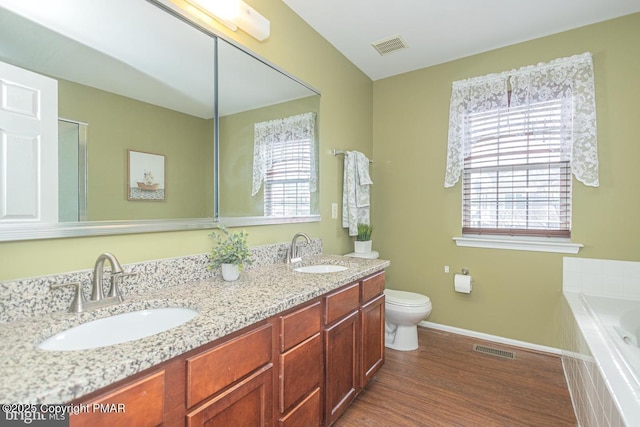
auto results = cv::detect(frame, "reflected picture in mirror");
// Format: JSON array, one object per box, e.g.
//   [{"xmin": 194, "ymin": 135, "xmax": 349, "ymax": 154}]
[{"xmin": 127, "ymin": 150, "xmax": 166, "ymax": 202}]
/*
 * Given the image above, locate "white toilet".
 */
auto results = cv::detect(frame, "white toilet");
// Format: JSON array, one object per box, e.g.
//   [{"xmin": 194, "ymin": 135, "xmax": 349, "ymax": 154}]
[
  {"xmin": 345, "ymin": 250, "xmax": 432, "ymax": 351},
  {"xmin": 384, "ymin": 289, "xmax": 432, "ymax": 351}
]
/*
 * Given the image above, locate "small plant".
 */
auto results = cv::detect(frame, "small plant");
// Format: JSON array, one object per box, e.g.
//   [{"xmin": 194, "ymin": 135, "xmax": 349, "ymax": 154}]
[
  {"xmin": 356, "ymin": 223, "xmax": 374, "ymax": 241},
  {"xmin": 208, "ymin": 225, "xmax": 253, "ymax": 271}
]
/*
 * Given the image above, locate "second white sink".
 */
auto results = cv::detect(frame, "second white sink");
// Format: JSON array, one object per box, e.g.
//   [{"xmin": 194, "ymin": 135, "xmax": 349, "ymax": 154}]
[
  {"xmin": 38, "ymin": 307, "xmax": 198, "ymax": 351},
  {"xmin": 294, "ymin": 265, "xmax": 348, "ymax": 274}
]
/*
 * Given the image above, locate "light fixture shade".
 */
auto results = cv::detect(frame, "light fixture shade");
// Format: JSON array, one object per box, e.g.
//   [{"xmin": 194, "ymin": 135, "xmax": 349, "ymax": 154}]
[
  {"xmin": 235, "ymin": 1, "xmax": 270, "ymax": 41},
  {"xmin": 186, "ymin": 0, "xmax": 270, "ymax": 41},
  {"xmin": 186, "ymin": 0, "xmax": 238, "ymax": 30}
]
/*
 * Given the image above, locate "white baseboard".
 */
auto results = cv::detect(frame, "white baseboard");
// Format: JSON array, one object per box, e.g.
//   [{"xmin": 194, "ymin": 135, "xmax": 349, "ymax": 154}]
[{"xmin": 418, "ymin": 321, "xmax": 561, "ymax": 355}]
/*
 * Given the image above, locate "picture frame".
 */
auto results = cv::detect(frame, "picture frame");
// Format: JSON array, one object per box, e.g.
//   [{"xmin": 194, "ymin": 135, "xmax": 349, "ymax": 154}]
[{"xmin": 127, "ymin": 149, "xmax": 166, "ymax": 201}]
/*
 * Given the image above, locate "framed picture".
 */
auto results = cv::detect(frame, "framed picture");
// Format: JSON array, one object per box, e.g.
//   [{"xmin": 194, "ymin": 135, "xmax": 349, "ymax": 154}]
[{"xmin": 127, "ymin": 149, "xmax": 166, "ymax": 201}]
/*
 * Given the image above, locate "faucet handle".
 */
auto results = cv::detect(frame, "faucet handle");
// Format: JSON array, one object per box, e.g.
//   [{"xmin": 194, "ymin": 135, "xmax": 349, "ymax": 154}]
[{"xmin": 51, "ymin": 282, "xmax": 86, "ymax": 313}]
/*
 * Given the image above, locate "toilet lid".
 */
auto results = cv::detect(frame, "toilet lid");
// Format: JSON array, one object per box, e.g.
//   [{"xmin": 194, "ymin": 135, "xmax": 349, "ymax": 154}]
[{"xmin": 384, "ymin": 289, "xmax": 431, "ymax": 307}]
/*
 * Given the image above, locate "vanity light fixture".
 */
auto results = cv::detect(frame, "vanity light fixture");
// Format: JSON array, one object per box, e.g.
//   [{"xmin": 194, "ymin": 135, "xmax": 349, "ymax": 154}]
[{"xmin": 186, "ymin": 0, "xmax": 270, "ymax": 41}]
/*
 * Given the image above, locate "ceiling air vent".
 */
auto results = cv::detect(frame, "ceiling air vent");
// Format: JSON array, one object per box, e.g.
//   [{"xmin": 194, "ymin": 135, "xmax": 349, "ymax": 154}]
[{"xmin": 371, "ymin": 34, "xmax": 408, "ymax": 56}]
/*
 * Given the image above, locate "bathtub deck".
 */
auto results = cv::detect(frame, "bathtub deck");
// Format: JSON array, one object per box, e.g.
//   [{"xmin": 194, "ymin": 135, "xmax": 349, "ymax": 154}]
[{"xmin": 334, "ymin": 327, "xmax": 577, "ymax": 426}]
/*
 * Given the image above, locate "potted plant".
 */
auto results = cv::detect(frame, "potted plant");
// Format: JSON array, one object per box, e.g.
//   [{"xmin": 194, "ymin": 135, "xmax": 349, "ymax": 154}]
[
  {"xmin": 208, "ymin": 225, "xmax": 253, "ymax": 281},
  {"xmin": 354, "ymin": 223, "xmax": 374, "ymax": 253}
]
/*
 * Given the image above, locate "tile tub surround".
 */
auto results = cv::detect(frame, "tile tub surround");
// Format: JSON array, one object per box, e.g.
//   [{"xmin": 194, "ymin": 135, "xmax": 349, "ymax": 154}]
[
  {"xmin": 0, "ymin": 253, "xmax": 389, "ymax": 403},
  {"xmin": 0, "ymin": 238, "xmax": 323, "ymax": 323},
  {"xmin": 562, "ymin": 293, "xmax": 631, "ymax": 427},
  {"xmin": 563, "ymin": 256, "xmax": 640, "ymax": 299}
]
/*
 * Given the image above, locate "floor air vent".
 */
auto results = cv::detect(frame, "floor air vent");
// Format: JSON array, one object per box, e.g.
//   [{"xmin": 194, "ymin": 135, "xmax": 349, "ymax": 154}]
[{"xmin": 473, "ymin": 344, "xmax": 516, "ymax": 360}]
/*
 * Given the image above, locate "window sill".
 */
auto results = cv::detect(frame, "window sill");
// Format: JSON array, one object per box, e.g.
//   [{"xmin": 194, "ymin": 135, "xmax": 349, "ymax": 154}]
[{"xmin": 452, "ymin": 236, "xmax": 583, "ymax": 254}]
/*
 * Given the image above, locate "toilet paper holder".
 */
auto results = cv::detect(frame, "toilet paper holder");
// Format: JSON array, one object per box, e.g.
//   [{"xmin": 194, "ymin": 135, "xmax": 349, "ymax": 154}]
[{"xmin": 461, "ymin": 268, "xmax": 470, "ymax": 275}]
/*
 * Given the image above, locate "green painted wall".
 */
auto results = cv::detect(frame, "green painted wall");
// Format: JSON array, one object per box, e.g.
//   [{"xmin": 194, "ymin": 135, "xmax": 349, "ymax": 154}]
[
  {"xmin": 372, "ymin": 13, "xmax": 640, "ymax": 347},
  {"xmin": 58, "ymin": 80, "xmax": 213, "ymax": 220},
  {"xmin": 0, "ymin": 0, "xmax": 372, "ymax": 281},
  {"xmin": 219, "ymin": 95, "xmax": 320, "ymax": 217}
]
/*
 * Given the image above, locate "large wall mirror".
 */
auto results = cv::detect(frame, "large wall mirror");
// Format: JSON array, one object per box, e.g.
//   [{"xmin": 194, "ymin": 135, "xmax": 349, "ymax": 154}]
[{"xmin": 0, "ymin": 0, "xmax": 320, "ymax": 241}]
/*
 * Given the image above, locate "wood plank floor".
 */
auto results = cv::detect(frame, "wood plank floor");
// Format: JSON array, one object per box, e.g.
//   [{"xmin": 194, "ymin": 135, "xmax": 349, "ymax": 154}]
[{"xmin": 334, "ymin": 328, "xmax": 577, "ymax": 427}]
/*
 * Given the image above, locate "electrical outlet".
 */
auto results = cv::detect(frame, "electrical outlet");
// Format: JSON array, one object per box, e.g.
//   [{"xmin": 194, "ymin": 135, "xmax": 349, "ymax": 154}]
[
  {"xmin": 444, "ymin": 265, "xmax": 449, "ymax": 273},
  {"xmin": 331, "ymin": 203, "xmax": 338, "ymax": 219}
]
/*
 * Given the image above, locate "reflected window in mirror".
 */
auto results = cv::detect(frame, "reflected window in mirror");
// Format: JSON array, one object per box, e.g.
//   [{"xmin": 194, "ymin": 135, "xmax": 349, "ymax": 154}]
[{"xmin": 253, "ymin": 112, "xmax": 316, "ymax": 217}]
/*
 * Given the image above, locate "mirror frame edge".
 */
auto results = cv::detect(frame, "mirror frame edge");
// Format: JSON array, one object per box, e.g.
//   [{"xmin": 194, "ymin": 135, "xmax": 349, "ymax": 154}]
[{"xmin": 0, "ymin": 215, "xmax": 321, "ymax": 242}]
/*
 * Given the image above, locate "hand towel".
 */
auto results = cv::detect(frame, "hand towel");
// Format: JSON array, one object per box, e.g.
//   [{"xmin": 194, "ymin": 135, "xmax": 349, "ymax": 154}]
[
  {"xmin": 342, "ymin": 151, "xmax": 372, "ymax": 236},
  {"xmin": 354, "ymin": 151, "xmax": 372, "ymax": 208}
]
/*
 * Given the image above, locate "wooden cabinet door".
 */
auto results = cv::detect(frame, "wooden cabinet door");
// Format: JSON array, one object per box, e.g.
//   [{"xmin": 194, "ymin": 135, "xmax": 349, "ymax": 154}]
[
  {"xmin": 324, "ymin": 311, "xmax": 358, "ymax": 426},
  {"xmin": 360, "ymin": 294, "xmax": 385, "ymax": 387},
  {"xmin": 186, "ymin": 365, "xmax": 273, "ymax": 427}
]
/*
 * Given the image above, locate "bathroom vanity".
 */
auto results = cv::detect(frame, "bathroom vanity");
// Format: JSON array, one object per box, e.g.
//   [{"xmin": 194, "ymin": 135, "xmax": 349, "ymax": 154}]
[
  {"xmin": 0, "ymin": 254, "xmax": 388, "ymax": 427},
  {"xmin": 70, "ymin": 271, "xmax": 385, "ymax": 426}
]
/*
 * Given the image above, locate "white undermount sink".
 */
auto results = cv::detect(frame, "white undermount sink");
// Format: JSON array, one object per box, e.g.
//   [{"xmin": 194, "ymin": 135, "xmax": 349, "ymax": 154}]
[
  {"xmin": 294, "ymin": 265, "xmax": 349, "ymax": 274},
  {"xmin": 38, "ymin": 307, "xmax": 198, "ymax": 351}
]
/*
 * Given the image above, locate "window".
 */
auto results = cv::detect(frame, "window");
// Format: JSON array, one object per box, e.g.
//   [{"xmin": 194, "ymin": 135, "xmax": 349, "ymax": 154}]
[
  {"xmin": 444, "ymin": 53, "xmax": 598, "ymax": 240},
  {"xmin": 462, "ymin": 97, "xmax": 571, "ymax": 237},
  {"xmin": 264, "ymin": 134, "xmax": 312, "ymax": 216}
]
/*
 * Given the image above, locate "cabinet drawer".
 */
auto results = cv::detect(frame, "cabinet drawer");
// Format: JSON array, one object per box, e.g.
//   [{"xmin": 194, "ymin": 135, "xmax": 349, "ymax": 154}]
[
  {"xmin": 361, "ymin": 271, "xmax": 385, "ymax": 304},
  {"xmin": 71, "ymin": 371, "xmax": 165, "ymax": 427},
  {"xmin": 278, "ymin": 387, "xmax": 321, "ymax": 427},
  {"xmin": 324, "ymin": 282, "xmax": 360, "ymax": 325},
  {"xmin": 186, "ymin": 365, "xmax": 273, "ymax": 427},
  {"xmin": 279, "ymin": 333, "xmax": 323, "ymax": 413},
  {"xmin": 186, "ymin": 323, "xmax": 273, "ymax": 408},
  {"xmin": 280, "ymin": 300, "xmax": 321, "ymax": 352}
]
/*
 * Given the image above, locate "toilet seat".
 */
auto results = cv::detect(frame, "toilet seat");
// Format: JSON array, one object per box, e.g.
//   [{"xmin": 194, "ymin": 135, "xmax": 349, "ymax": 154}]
[{"xmin": 384, "ymin": 289, "xmax": 431, "ymax": 307}]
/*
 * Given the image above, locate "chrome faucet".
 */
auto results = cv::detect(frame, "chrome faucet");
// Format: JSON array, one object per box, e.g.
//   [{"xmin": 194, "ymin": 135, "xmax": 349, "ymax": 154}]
[
  {"xmin": 288, "ymin": 232, "xmax": 311, "ymax": 263},
  {"xmin": 51, "ymin": 252, "xmax": 136, "ymax": 313},
  {"xmin": 91, "ymin": 252, "xmax": 124, "ymax": 301}
]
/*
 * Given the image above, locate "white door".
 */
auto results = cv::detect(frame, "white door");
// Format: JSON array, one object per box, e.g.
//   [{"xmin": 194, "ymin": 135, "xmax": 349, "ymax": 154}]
[{"xmin": 0, "ymin": 60, "xmax": 58, "ymax": 223}]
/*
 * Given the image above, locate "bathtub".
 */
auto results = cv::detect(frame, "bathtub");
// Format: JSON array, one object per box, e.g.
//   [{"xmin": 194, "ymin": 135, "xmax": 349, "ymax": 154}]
[
  {"xmin": 582, "ymin": 295, "xmax": 640, "ymax": 384},
  {"xmin": 563, "ymin": 292, "xmax": 640, "ymax": 426}
]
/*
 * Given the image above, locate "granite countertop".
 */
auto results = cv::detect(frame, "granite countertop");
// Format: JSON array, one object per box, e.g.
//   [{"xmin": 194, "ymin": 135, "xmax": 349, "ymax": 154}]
[{"xmin": 0, "ymin": 254, "xmax": 389, "ymax": 404}]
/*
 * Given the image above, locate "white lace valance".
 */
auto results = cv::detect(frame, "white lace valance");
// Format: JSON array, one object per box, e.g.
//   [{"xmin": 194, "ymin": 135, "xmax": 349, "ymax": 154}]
[
  {"xmin": 444, "ymin": 52, "xmax": 599, "ymax": 188},
  {"xmin": 252, "ymin": 112, "xmax": 317, "ymax": 196}
]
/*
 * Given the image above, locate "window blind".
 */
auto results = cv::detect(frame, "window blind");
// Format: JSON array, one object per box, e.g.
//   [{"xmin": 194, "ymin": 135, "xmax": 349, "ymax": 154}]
[
  {"xmin": 264, "ymin": 136, "xmax": 311, "ymax": 216},
  {"xmin": 462, "ymin": 98, "xmax": 572, "ymax": 237}
]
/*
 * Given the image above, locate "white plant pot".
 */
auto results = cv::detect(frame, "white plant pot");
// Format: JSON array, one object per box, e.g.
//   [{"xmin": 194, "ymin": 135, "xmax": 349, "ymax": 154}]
[
  {"xmin": 221, "ymin": 263, "xmax": 240, "ymax": 281},
  {"xmin": 354, "ymin": 240, "xmax": 372, "ymax": 254}
]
